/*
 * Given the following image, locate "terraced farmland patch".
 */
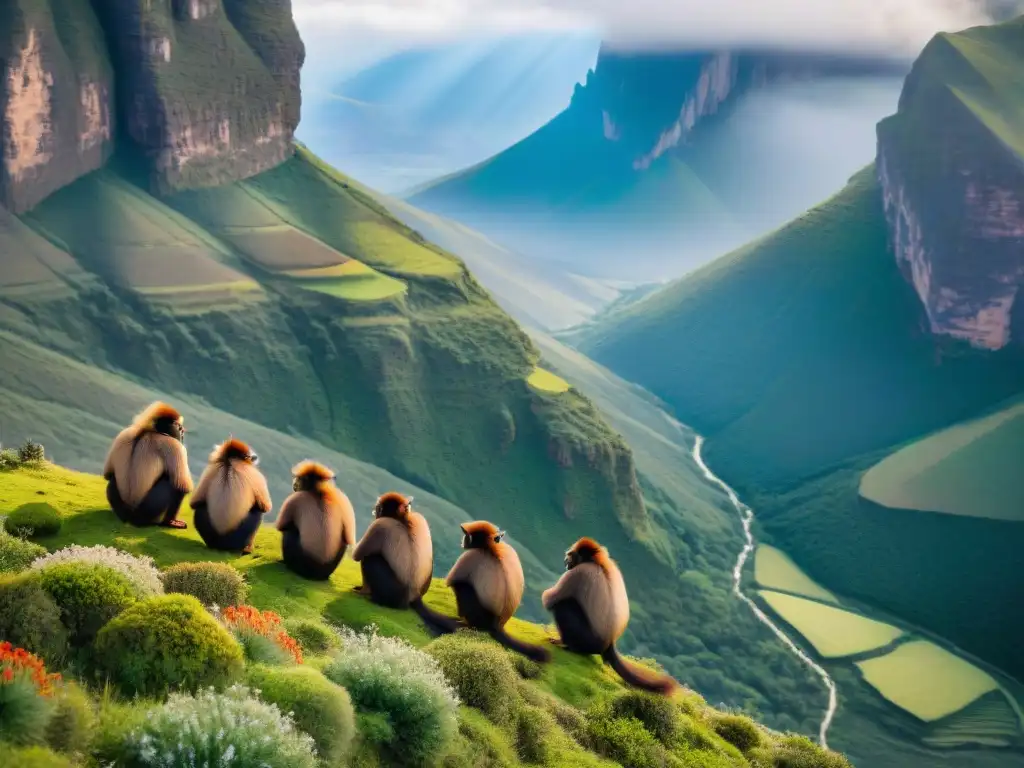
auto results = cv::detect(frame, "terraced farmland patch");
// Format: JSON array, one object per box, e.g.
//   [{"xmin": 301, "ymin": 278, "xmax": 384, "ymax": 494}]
[
  {"xmin": 0, "ymin": 210, "xmax": 85, "ymax": 298},
  {"xmin": 860, "ymin": 398, "xmax": 1024, "ymax": 521},
  {"xmin": 758, "ymin": 590, "xmax": 905, "ymax": 659},
  {"xmin": 290, "ymin": 263, "xmax": 407, "ymax": 302},
  {"xmin": 22, "ymin": 170, "xmax": 261, "ymax": 309},
  {"xmin": 924, "ymin": 691, "xmax": 1022, "ymax": 749},
  {"xmin": 528, "ymin": 367, "xmax": 571, "ymax": 394},
  {"xmin": 856, "ymin": 640, "xmax": 1002, "ymax": 722},
  {"xmin": 754, "ymin": 544, "xmax": 839, "ymax": 604}
]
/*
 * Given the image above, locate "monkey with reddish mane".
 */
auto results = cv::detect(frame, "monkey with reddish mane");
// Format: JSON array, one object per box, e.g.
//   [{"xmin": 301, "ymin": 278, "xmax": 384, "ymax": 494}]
[
  {"xmin": 352, "ymin": 492, "xmax": 459, "ymax": 635},
  {"xmin": 103, "ymin": 402, "xmax": 193, "ymax": 529},
  {"xmin": 543, "ymin": 537, "xmax": 678, "ymax": 694},
  {"xmin": 442, "ymin": 521, "xmax": 550, "ymax": 662},
  {"xmin": 191, "ymin": 438, "xmax": 272, "ymax": 555},
  {"xmin": 276, "ymin": 461, "xmax": 356, "ymax": 581}
]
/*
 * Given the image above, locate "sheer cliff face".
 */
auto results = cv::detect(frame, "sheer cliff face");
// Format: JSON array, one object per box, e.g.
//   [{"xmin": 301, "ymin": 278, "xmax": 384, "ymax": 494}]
[
  {"xmin": 877, "ymin": 25, "xmax": 1024, "ymax": 351},
  {"xmin": 90, "ymin": 0, "xmax": 304, "ymax": 194},
  {"xmin": 578, "ymin": 48, "xmax": 906, "ymax": 171},
  {"xmin": 1, "ymin": 3, "xmax": 115, "ymax": 213}
]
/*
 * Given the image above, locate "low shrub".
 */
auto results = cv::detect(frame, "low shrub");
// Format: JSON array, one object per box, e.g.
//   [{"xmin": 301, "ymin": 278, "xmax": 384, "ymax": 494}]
[
  {"xmin": 426, "ymin": 632, "xmax": 520, "ymax": 728},
  {"xmin": 0, "ymin": 529, "xmax": 46, "ymax": 573},
  {"xmin": 0, "ymin": 573, "xmax": 68, "ymax": 663},
  {"xmin": 216, "ymin": 604, "xmax": 303, "ymax": 665},
  {"xmin": 287, "ymin": 617, "xmax": 339, "ymax": 655},
  {"xmin": 3, "ymin": 504, "xmax": 61, "ymax": 539},
  {"xmin": 94, "ymin": 594, "xmax": 244, "ymax": 697},
  {"xmin": 324, "ymin": 626, "xmax": 460, "ymax": 767},
  {"xmin": 510, "ymin": 652, "xmax": 544, "ymax": 680},
  {"xmin": 765, "ymin": 735, "xmax": 853, "ymax": 768},
  {"xmin": 0, "ymin": 447, "xmax": 21, "ymax": 469},
  {"xmin": 0, "ymin": 643, "xmax": 62, "ymax": 746},
  {"xmin": 247, "ymin": 664, "xmax": 356, "ymax": 765},
  {"xmin": 18, "ymin": 441, "xmax": 45, "ymax": 464},
  {"xmin": 712, "ymin": 713, "xmax": 763, "ymax": 753},
  {"xmin": 161, "ymin": 561, "xmax": 247, "ymax": 607},
  {"xmin": 608, "ymin": 690, "xmax": 680, "ymax": 745},
  {"xmin": 586, "ymin": 715, "xmax": 668, "ymax": 768},
  {"xmin": 116, "ymin": 684, "xmax": 319, "ymax": 768},
  {"xmin": 89, "ymin": 696, "xmax": 152, "ymax": 766},
  {"xmin": 515, "ymin": 704, "xmax": 557, "ymax": 765},
  {"xmin": 37, "ymin": 563, "xmax": 140, "ymax": 647},
  {"xmin": 0, "ymin": 746, "xmax": 73, "ymax": 768},
  {"xmin": 44, "ymin": 681, "xmax": 95, "ymax": 755},
  {"xmin": 31, "ymin": 545, "xmax": 163, "ymax": 597}
]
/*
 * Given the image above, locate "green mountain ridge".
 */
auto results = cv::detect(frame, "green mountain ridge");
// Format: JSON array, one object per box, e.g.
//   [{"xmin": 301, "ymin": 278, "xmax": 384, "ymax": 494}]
[{"xmin": 571, "ymin": 16, "xmax": 1024, "ymax": 762}]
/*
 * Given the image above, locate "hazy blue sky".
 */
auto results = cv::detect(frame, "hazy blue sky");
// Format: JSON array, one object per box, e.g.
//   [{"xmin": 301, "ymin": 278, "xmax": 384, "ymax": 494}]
[{"xmin": 295, "ymin": 0, "xmax": 1014, "ymax": 67}]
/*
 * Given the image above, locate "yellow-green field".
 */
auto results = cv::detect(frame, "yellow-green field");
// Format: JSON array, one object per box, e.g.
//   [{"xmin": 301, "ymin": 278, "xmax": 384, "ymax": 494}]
[
  {"xmin": 292, "ymin": 268, "xmax": 407, "ymax": 302},
  {"xmin": 753, "ymin": 545, "xmax": 839, "ymax": 604},
  {"xmin": 220, "ymin": 226, "xmax": 354, "ymax": 272},
  {"xmin": 528, "ymin": 367, "xmax": 571, "ymax": 394},
  {"xmin": 758, "ymin": 590, "xmax": 905, "ymax": 659},
  {"xmin": 855, "ymin": 641, "xmax": 1001, "ymax": 721},
  {"xmin": 859, "ymin": 398, "xmax": 1024, "ymax": 520}
]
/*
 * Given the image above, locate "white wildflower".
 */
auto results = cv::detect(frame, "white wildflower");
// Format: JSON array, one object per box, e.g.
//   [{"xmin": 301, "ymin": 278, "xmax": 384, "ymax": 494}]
[{"xmin": 31, "ymin": 544, "xmax": 164, "ymax": 595}]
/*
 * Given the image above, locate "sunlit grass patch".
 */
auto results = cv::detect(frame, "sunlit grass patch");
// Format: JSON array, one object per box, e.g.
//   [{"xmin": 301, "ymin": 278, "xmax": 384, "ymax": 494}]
[
  {"xmin": 855, "ymin": 640, "xmax": 1001, "ymax": 721},
  {"xmin": 758, "ymin": 590, "xmax": 904, "ymax": 659},
  {"xmin": 753, "ymin": 545, "xmax": 838, "ymax": 604},
  {"xmin": 528, "ymin": 368, "xmax": 571, "ymax": 394}
]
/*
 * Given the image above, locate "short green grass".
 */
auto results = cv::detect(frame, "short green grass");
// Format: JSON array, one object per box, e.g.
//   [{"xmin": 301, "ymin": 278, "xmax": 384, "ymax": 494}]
[
  {"xmin": 859, "ymin": 396, "xmax": 1024, "ymax": 521},
  {"xmin": 757, "ymin": 590, "xmax": 905, "ymax": 659},
  {"xmin": 856, "ymin": 641, "xmax": 1002, "ymax": 722},
  {"xmin": 527, "ymin": 367, "xmax": 571, "ymax": 394},
  {"xmin": 753, "ymin": 545, "xmax": 838, "ymax": 604},
  {"xmin": 291, "ymin": 270, "xmax": 408, "ymax": 302}
]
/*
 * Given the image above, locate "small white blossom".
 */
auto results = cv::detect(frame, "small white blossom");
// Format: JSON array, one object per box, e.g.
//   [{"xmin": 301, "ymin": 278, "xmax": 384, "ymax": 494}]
[{"xmin": 31, "ymin": 544, "xmax": 164, "ymax": 595}]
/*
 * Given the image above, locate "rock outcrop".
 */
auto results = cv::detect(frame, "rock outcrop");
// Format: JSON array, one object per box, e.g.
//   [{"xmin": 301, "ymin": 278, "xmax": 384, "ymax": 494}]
[
  {"xmin": 1, "ymin": 1, "xmax": 115, "ymax": 213},
  {"xmin": 877, "ymin": 19, "xmax": 1024, "ymax": 350},
  {"xmin": 90, "ymin": 0, "xmax": 304, "ymax": 194}
]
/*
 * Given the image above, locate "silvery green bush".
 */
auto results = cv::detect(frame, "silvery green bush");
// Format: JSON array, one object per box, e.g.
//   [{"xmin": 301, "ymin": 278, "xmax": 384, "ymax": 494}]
[
  {"xmin": 117, "ymin": 684, "xmax": 318, "ymax": 768},
  {"xmin": 31, "ymin": 545, "xmax": 163, "ymax": 597}
]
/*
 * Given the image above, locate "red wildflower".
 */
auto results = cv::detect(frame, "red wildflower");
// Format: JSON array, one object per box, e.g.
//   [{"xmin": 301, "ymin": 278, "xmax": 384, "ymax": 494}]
[
  {"xmin": 0, "ymin": 641, "xmax": 61, "ymax": 696},
  {"xmin": 221, "ymin": 605, "xmax": 303, "ymax": 664}
]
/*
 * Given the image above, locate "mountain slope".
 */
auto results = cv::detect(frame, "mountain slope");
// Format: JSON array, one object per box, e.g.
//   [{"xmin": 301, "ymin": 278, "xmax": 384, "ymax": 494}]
[
  {"xmin": 299, "ymin": 33, "xmax": 600, "ymax": 193},
  {"xmin": 574, "ymin": 15, "xmax": 1024, "ymax": 719},
  {"xmin": 408, "ymin": 49, "xmax": 907, "ymax": 282}
]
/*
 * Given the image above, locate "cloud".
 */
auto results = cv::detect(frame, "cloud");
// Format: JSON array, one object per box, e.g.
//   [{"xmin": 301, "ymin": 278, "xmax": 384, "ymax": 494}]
[{"xmin": 293, "ymin": 0, "xmax": 1019, "ymax": 56}]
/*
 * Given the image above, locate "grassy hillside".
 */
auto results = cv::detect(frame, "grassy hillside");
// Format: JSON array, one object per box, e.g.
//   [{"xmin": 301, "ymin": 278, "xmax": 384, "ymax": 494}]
[
  {"xmin": 0, "ymin": 461, "xmax": 855, "ymax": 768},
  {"xmin": 574, "ymin": 166, "xmax": 1024, "ymax": 723}
]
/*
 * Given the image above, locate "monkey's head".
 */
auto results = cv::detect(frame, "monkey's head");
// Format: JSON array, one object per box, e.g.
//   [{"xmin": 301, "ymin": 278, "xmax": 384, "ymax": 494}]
[
  {"xmin": 211, "ymin": 438, "xmax": 258, "ymax": 466},
  {"xmin": 135, "ymin": 402, "xmax": 186, "ymax": 442},
  {"xmin": 374, "ymin": 492, "xmax": 413, "ymax": 520},
  {"xmin": 292, "ymin": 461, "xmax": 335, "ymax": 493},
  {"xmin": 564, "ymin": 537, "xmax": 605, "ymax": 571},
  {"xmin": 460, "ymin": 521, "xmax": 506, "ymax": 551}
]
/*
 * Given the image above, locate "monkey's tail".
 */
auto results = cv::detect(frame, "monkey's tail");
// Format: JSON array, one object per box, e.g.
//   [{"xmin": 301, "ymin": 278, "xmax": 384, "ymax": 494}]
[
  {"xmin": 490, "ymin": 627, "xmax": 552, "ymax": 663},
  {"xmin": 410, "ymin": 598, "xmax": 463, "ymax": 636},
  {"xmin": 602, "ymin": 644, "xmax": 678, "ymax": 695}
]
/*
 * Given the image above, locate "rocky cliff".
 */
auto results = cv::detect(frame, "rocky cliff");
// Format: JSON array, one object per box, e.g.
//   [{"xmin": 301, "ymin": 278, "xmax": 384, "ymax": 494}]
[
  {"xmin": 877, "ymin": 18, "xmax": 1024, "ymax": 350},
  {"xmin": 1, "ymin": 0, "xmax": 115, "ymax": 213}
]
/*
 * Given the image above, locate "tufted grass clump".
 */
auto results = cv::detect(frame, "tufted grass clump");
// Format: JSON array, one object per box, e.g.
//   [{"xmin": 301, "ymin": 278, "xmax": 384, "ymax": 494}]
[
  {"xmin": 0, "ymin": 745, "xmax": 74, "ymax": 768},
  {"xmin": 607, "ymin": 690, "xmax": 680, "ymax": 745},
  {"xmin": 0, "ymin": 667, "xmax": 55, "ymax": 747},
  {"xmin": 114, "ymin": 684, "xmax": 319, "ymax": 768},
  {"xmin": 753, "ymin": 734, "xmax": 854, "ymax": 768},
  {"xmin": 161, "ymin": 561, "xmax": 247, "ymax": 607},
  {"xmin": 324, "ymin": 626, "xmax": 459, "ymax": 767},
  {"xmin": 426, "ymin": 632, "xmax": 521, "ymax": 729},
  {"xmin": 286, "ymin": 617, "xmax": 340, "ymax": 655},
  {"xmin": 32, "ymin": 545, "xmax": 163, "ymax": 597},
  {"xmin": 3, "ymin": 504, "xmax": 61, "ymax": 539},
  {"xmin": 43, "ymin": 681, "xmax": 95, "ymax": 756},
  {"xmin": 37, "ymin": 563, "xmax": 141, "ymax": 647},
  {"xmin": 94, "ymin": 594, "xmax": 244, "ymax": 697},
  {"xmin": 0, "ymin": 573, "xmax": 69, "ymax": 664},
  {"xmin": 712, "ymin": 712, "xmax": 763, "ymax": 753},
  {"xmin": 247, "ymin": 663, "xmax": 356, "ymax": 765},
  {"xmin": 0, "ymin": 529, "xmax": 46, "ymax": 574}
]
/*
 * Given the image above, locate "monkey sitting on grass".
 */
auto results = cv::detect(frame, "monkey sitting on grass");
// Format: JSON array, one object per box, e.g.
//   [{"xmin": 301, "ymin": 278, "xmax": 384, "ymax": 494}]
[
  {"xmin": 352, "ymin": 492, "xmax": 460, "ymax": 634},
  {"xmin": 543, "ymin": 537, "xmax": 678, "ymax": 694},
  {"xmin": 103, "ymin": 402, "xmax": 193, "ymax": 529},
  {"xmin": 191, "ymin": 438, "xmax": 272, "ymax": 555},
  {"xmin": 442, "ymin": 520, "xmax": 551, "ymax": 662},
  {"xmin": 276, "ymin": 461, "xmax": 356, "ymax": 581}
]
